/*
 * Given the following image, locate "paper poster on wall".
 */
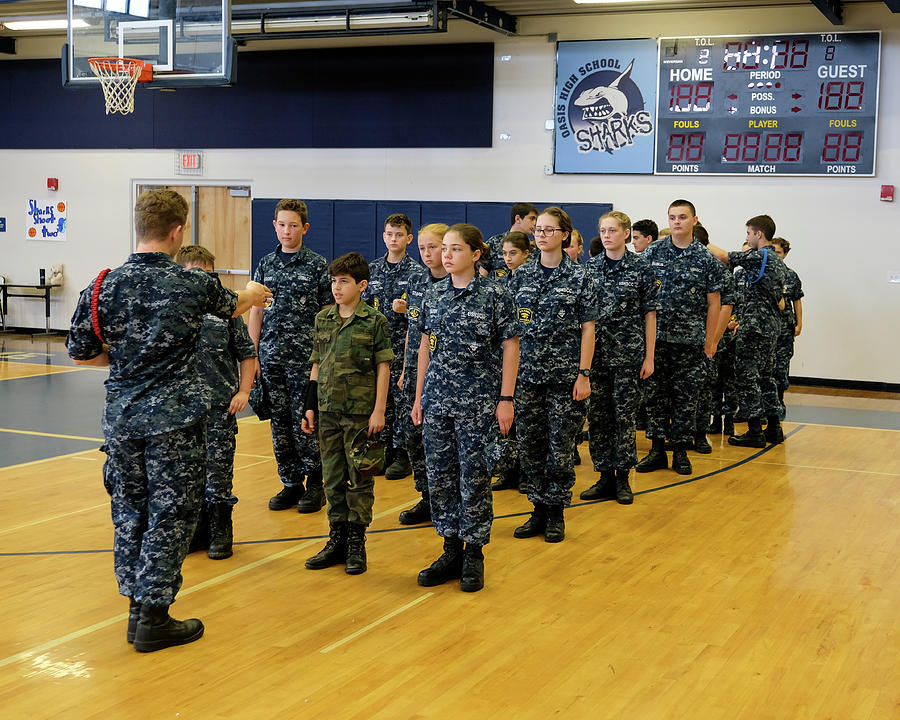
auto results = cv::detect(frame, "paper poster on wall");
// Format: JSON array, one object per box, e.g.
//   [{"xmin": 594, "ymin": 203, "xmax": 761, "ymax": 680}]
[
  {"xmin": 554, "ymin": 39, "xmax": 658, "ymax": 174},
  {"xmin": 26, "ymin": 199, "xmax": 67, "ymax": 241}
]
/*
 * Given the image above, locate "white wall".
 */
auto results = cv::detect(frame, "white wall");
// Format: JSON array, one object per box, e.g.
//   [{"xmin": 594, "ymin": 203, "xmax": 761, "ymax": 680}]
[{"xmin": 1, "ymin": 3, "xmax": 898, "ymax": 384}]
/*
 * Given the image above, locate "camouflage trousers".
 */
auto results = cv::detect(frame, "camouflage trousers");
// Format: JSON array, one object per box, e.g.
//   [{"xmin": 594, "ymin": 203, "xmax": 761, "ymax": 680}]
[
  {"xmin": 205, "ymin": 407, "xmax": 238, "ymax": 506},
  {"xmin": 422, "ymin": 412, "xmax": 494, "ymax": 546},
  {"xmin": 645, "ymin": 341, "xmax": 706, "ymax": 445},
  {"xmin": 378, "ymin": 352, "xmax": 405, "ymax": 453},
  {"xmin": 399, "ymin": 376, "xmax": 427, "ymax": 493},
  {"xmin": 713, "ymin": 337, "xmax": 738, "ymax": 417},
  {"xmin": 104, "ymin": 420, "xmax": 206, "ymax": 606},
  {"xmin": 774, "ymin": 331, "xmax": 795, "ymax": 397},
  {"xmin": 733, "ymin": 330, "xmax": 779, "ymax": 419},
  {"xmin": 695, "ymin": 355, "xmax": 718, "ymax": 433},
  {"xmin": 516, "ymin": 382, "xmax": 585, "ymax": 507},
  {"xmin": 318, "ymin": 411, "xmax": 375, "ymax": 525},
  {"xmin": 263, "ymin": 362, "xmax": 320, "ymax": 488},
  {"xmin": 587, "ymin": 366, "xmax": 640, "ymax": 471}
]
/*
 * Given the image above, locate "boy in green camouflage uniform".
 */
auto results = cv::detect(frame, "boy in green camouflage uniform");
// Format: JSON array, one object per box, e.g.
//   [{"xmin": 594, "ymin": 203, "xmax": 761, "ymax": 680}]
[{"xmin": 302, "ymin": 252, "xmax": 394, "ymax": 575}]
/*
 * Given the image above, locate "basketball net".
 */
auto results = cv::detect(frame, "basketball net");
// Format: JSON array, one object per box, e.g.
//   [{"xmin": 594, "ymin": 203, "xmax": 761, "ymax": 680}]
[{"xmin": 88, "ymin": 58, "xmax": 147, "ymax": 115}]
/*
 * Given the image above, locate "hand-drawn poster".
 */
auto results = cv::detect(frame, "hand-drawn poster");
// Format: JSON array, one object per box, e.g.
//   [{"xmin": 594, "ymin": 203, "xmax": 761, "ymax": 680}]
[
  {"xmin": 554, "ymin": 39, "xmax": 658, "ymax": 174},
  {"xmin": 26, "ymin": 199, "xmax": 67, "ymax": 242}
]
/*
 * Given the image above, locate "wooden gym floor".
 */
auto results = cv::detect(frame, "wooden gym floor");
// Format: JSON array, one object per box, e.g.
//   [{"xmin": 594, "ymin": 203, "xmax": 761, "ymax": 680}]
[{"xmin": 1, "ymin": 335, "xmax": 898, "ymax": 719}]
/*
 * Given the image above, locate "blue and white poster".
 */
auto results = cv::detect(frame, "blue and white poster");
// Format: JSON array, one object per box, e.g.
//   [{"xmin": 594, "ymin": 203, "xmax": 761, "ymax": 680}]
[{"xmin": 554, "ymin": 39, "xmax": 658, "ymax": 174}]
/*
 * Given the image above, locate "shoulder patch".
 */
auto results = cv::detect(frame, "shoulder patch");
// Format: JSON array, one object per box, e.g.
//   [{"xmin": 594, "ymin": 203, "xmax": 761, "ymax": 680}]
[{"xmin": 518, "ymin": 308, "xmax": 533, "ymax": 323}]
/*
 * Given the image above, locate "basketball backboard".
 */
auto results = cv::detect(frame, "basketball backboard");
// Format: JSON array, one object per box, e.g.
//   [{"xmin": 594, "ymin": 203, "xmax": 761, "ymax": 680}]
[{"xmin": 64, "ymin": 0, "xmax": 235, "ymax": 87}]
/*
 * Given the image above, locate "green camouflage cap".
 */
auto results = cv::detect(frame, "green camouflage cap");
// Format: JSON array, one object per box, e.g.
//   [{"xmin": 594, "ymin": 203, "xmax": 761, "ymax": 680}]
[{"xmin": 350, "ymin": 428, "xmax": 385, "ymax": 477}]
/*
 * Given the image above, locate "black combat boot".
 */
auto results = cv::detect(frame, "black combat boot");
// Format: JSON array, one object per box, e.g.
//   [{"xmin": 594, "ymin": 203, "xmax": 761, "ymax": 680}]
[
  {"xmin": 384, "ymin": 448, "xmax": 412, "ymax": 480},
  {"xmin": 187, "ymin": 502, "xmax": 210, "ymax": 552},
  {"xmin": 268, "ymin": 484, "xmax": 303, "ymax": 511},
  {"xmin": 417, "ymin": 537, "xmax": 464, "ymax": 587},
  {"xmin": 459, "ymin": 543, "xmax": 485, "ymax": 592},
  {"xmin": 297, "ymin": 467, "xmax": 326, "ymax": 513},
  {"xmin": 707, "ymin": 415, "xmax": 723, "ymax": 435},
  {"xmin": 723, "ymin": 415, "xmax": 735, "ymax": 436},
  {"xmin": 513, "ymin": 502, "xmax": 547, "ymax": 538},
  {"xmin": 398, "ymin": 492, "xmax": 432, "ymax": 525},
  {"xmin": 764, "ymin": 415, "xmax": 785, "ymax": 445},
  {"xmin": 207, "ymin": 503, "xmax": 233, "ymax": 560},
  {"xmin": 615, "ymin": 470, "xmax": 634, "ymax": 504},
  {"xmin": 729, "ymin": 417, "xmax": 766, "ymax": 448},
  {"xmin": 126, "ymin": 598, "xmax": 141, "ymax": 643},
  {"xmin": 580, "ymin": 471, "xmax": 616, "ymax": 501},
  {"xmin": 544, "ymin": 505, "xmax": 565, "ymax": 543},
  {"xmin": 305, "ymin": 522, "xmax": 348, "ymax": 569},
  {"xmin": 345, "ymin": 523, "xmax": 367, "ymax": 575},
  {"xmin": 671, "ymin": 444, "xmax": 693, "ymax": 475},
  {"xmin": 694, "ymin": 432, "xmax": 713, "ymax": 454},
  {"xmin": 133, "ymin": 605, "xmax": 204, "ymax": 653},
  {"xmin": 636, "ymin": 437, "xmax": 667, "ymax": 473}
]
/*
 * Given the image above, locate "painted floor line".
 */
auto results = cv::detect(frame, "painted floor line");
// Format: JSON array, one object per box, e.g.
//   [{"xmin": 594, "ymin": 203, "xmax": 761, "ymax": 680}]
[
  {"xmin": 0, "ymin": 499, "xmax": 421, "ymax": 668},
  {"xmin": 0, "ymin": 502, "xmax": 108, "ymax": 536},
  {"xmin": 752, "ymin": 460, "xmax": 899, "ymax": 476},
  {"xmin": 0, "ymin": 448, "xmax": 100, "ymax": 473},
  {"xmin": 320, "ymin": 593, "xmax": 434, "ymax": 654},
  {"xmin": 0, "ymin": 427, "xmax": 104, "ymax": 443}
]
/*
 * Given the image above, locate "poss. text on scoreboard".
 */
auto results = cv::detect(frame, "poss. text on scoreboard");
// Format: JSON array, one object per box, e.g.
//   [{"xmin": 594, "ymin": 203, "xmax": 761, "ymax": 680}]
[{"xmin": 654, "ymin": 31, "xmax": 881, "ymax": 176}]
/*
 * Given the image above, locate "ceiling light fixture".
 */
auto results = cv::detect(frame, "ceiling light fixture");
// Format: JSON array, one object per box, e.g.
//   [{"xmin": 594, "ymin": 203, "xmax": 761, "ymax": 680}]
[{"xmin": 1, "ymin": 17, "xmax": 89, "ymax": 31}]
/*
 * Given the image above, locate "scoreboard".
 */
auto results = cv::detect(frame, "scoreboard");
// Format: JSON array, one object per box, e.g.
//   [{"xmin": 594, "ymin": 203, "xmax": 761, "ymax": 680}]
[{"xmin": 654, "ymin": 32, "xmax": 881, "ymax": 176}]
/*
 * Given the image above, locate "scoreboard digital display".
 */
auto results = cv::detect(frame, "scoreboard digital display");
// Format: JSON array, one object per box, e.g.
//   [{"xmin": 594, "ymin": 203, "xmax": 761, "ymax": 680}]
[{"xmin": 655, "ymin": 32, "xmax": 881, "ymax": 176}]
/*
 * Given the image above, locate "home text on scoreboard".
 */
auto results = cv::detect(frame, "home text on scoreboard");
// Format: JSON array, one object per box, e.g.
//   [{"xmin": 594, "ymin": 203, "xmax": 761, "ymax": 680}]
[{"xmin": 655, "ymin": 32, "xmax": 881, "ymax": 176}]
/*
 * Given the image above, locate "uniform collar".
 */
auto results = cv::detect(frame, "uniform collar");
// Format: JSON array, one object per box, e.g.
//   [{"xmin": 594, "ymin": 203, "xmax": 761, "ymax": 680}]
[
  {"xmin": 325, "ymin": 299, "xmax": 371, "ymax": 323},
  {"xmin": 275, "ymin": 245, "xmax": 307, "ymax": 264},
  {"xmin": 128, "ymin": 252, "xmax": 175, "ymax": 265}
]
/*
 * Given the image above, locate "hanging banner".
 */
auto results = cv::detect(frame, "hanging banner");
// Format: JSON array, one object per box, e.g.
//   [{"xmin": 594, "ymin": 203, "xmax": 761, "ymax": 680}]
[{"xmin": 554, "ymin": 39, "xmax": 658, "ymax": 174}]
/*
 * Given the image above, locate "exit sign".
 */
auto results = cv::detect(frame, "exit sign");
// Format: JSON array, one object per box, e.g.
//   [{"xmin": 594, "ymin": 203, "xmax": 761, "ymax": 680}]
[{"xmin": 175, "ymin": 150, "xmax": 203, "ymax": 176}]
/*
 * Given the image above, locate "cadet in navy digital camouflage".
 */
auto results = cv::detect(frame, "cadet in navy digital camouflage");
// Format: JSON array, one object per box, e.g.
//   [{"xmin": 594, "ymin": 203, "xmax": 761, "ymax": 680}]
[
  {"xmin": 67, "ymin": 189, "xmax": 271, "ymax": 652},
  {"xmin": 708, "ymin": 215, "xmax": 788, "ymax": 448},
  {"xmin": 478, "ymin": 202, "xmax": 538, "ymax": 277},
  {"xmin": 581, "ymin": 211, "xmax": 659, "ymax": 506},
  {"xmin": 772, "ymin": 237, "xmax": 804, "ymax": 420},
  {"xmin": 249, "ymin": 199, "xmax": 332, "ymax": 514},
  {"xmin": 175, "ymin": 245, "xmax": 258, "ymax": 561},
  {"xmin": 362, "ymin": 213, "xmax": 422, "ymax": 480},
  {"xmin": 397, "ymin": 224, "xmax": 450, "ymax": 526},
  {"xmin": 412, "ymin": 224, "xmax": 519, "ymax": 593},
  {"xmin": 488, "ymin": 231, "xmax": 532, "ymax": 492},
  {"xmin": 302, "ymin": 252, "xmax": 394, "ymax": 576},
  {"xmin": 690, "ymin": 224, "xmax": 736, "ymax": 454},
  {"xmin": 507, "ymin": 207, "xmax": 596, "ymax": 543},
  {"xmin": 637, "ymin": 200, "xmax": 722, "ymax": 477}
]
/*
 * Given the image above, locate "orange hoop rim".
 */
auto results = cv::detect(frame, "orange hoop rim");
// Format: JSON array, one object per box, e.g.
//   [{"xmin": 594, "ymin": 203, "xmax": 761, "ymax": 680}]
[{"xmin": 88, "ymin": 57, "xmax": 147, "ymax": 74}]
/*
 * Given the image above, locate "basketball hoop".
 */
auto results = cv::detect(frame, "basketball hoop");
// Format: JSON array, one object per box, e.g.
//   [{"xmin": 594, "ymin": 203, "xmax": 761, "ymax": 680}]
[{"xmin": 88, "ymin": 57, "xmax": 151, "ymax": 115}]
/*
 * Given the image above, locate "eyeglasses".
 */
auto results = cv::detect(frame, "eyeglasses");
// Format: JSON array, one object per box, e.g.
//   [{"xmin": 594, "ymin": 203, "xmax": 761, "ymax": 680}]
[{"xmin": 533, "ymin": 227, "xmax": 564, "ymax": 237}]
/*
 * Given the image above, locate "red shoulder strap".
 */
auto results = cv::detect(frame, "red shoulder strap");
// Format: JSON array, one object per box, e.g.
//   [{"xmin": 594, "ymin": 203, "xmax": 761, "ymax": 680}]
[{"xmin": 90, "ymin": 268, "xmax": 111, "ymax": 344}]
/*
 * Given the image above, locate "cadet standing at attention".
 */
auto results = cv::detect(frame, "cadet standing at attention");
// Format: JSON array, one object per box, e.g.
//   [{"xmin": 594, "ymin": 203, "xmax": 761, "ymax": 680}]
[
  {"xmin": 507, "ymin": 206, "xmax": 596, "ymax": 543},
  {"xmin": 581, "ymin": 211, "xmax": 659, "ymax": 505},
  {"xmin": 363, "ymin": 213, "xmax": 422, "ymax": 481},
  {"xmin": 396, "ymin": 223, "xmax": 449, "ymax": 526},
  {"xmin": 412, "ymin": 223, "xmax": 519, "ymax": 592},
  {"xmin": 707, "ymin": 215, "xmax": 788, "ymax": 447},
  {"xmin": 479, "ymin": 202, "xmax": 538, "ymax": 277},
  {"xmin": 250, "ymin": 199, "xmax": 332, "ymax": 514},
  {"xmin": 637, "ymin": 200, "xmax": 722, "ymax": 477},
  {"xmin": 301, "ymin": 252, "xmax": 394, "ymax": 575},
  {"xmin": 67, "ymin": 189, "xmax": 271, "ymax": 652},
  {"xmin": 175, "ymin": 245, "xmax": 258, "ymax": 560},
  {"xmin": 771, "ymin": 236, "xmax": 804, "ymax": 420}
]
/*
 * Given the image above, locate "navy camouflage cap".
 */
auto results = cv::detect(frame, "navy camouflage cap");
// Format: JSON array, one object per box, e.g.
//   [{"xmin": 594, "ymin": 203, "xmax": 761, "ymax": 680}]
[
  {"xmin": 483, "ymin": 429, "xmax": 512, "ymax": 474},
  {"xmin": 350, "ymin": 428, "xmax": 385, "ymax": 476}
]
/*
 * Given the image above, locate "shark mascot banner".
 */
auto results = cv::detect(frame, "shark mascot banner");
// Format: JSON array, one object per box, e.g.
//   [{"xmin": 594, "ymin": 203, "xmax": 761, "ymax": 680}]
[{"xmin": 554, "ymin": 39, "xmax": 658, "ymax": 174}]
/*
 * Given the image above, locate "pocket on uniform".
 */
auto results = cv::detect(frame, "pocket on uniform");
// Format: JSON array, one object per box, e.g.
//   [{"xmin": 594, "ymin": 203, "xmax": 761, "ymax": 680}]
[{"xmin": 350, "ymin": 329, "xmax": 374, "ymax": 369}]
